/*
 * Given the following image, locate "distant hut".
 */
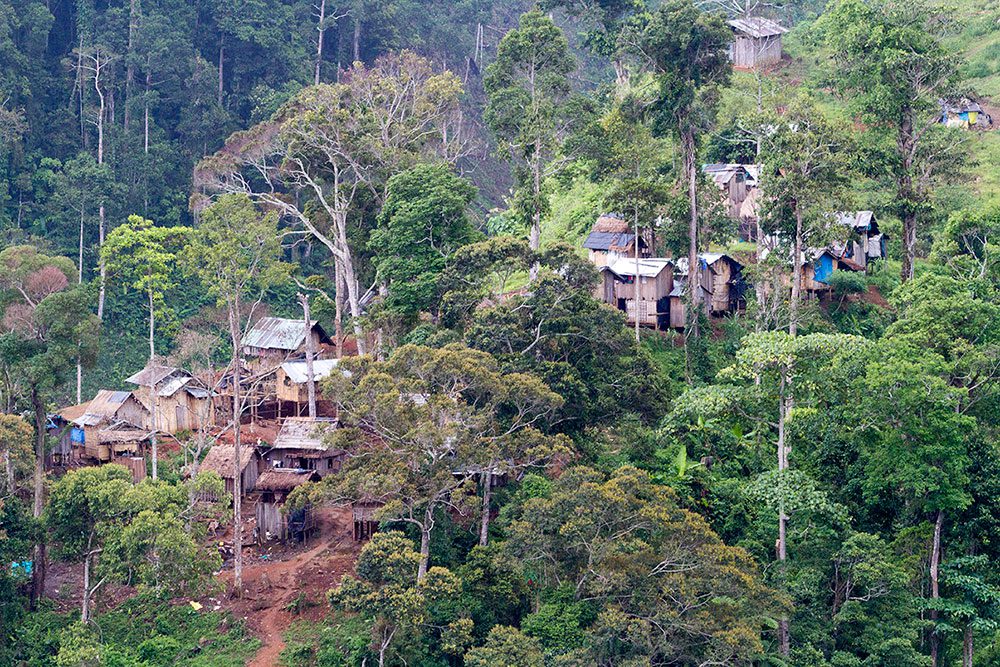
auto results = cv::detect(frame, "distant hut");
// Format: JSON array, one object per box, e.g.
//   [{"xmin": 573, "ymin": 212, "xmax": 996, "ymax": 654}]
[
  {"xmin": 353, "ymin": 498, "xmax": 383, "ymax": 541},
  {"xmin": 702, "ymin": 164, "xmax": 760, "ymax": 220},
  {"xmin": 125, "ymin": 365, "xmax": 213, "ymax": 434},
  {"xmin": 940, "ymin": 99, "xmax": 993, "ymax": 129},
  {"xmin": 241, "ymin": 317, "xmax": 332, "ymax": 370},
  {"xmin": 668, "ymin": 278, "xmax": 713, "ymax": 331},
  {"xmin": 832, "ymin": 211, "xmax": 887, "ymax": 270},
  {"xmin": 582, "ymin": 214, "xmax": 651, "ymax": 268},
  {"xmin": 677, "ymin": 253, "xmax": 747, "ymax": 315},
  {"xmin": 255, "ymin": 469, "xmax": 321, "ymax": 543},
  {"xmin": 263, "ymin": 417, "xmax": 345, "ymax": 477},
  {"xmin": 598, "ymin": 257, "xmax": 675, "ymax": 330},
  {"xmin": 275, "ymin": 359, "xmax": 343, "ymax": 416},
  {"xmin": 198, "ymin": 445, "xmax": 261, "ymax": 499},
  {"xmin": 728, "ymin": 17, "xmax": 787, "ymax": 69},
  {"xmin": 67, "ymin": 390, "xmax": 150, "ymax": 474},
  {"xmin": 800, "ymin": 247, "xmax": 864, "ymax": 294}
]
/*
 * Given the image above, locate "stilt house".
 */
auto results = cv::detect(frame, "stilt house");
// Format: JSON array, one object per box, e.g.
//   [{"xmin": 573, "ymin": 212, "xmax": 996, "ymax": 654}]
[
  {"xmin": 263, "ymin": 417, "xmax": 345, "ymax": 477},
  {"xmin": 598, "ymin": 257, "xmax": 675, "ymax": 330},
  {"xmin": 66, "ymin": 390, "xmax": 150, "ymax": 477},
  {"xmin": 582, "ymin": 214, "xmax": 651, "ymax": 267}
]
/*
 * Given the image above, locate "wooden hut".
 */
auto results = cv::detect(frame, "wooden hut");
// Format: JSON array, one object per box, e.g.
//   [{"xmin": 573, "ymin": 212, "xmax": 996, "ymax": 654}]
[
  {"xmin": 598, "ymin": 257, "xmax": 674, "ymax": 330},
  {"xmin": 68, "ymin": 390, "xmax": 150, "ymax": 467},
  {"xmin": 126, "ymin": 365, "xmax": 214, "ymax": 435},
  {"xmin": 242, "ymin": 317, "xmax": 332, "ymax": 370},
  {"xmin": 800, "ymin": 248, "xmax": 864, "ymax": 294},
  {"xmin": 582, "ymin": 214, "xmax": 651, "ymax": 267},
  {"xmin": 832, "ymin": 211, "xmax": 887, "ymax": 270},
  {"xmin": 198, "ymin": 445, "xmax": 261, "ymax": 499},
  {"xmin": 702, "ymin": 164, "xmax": 760, "ymax": 220},
  {"xmin": 254, "ymin": 469, "xmax": 321, "ymax": 542},
  {"xmin": 667, "ymin": 279, "xmax": 713, "ymax": 330},
  {"xmin": 275, "ymin": 359, "xmax": 342, "ymax": 415},
  {"xmin": 728, "ymin": 17, "xmax": 787, "ymax": 69},
  {"xmin": 264, "ymin": 417, "xmax": 345, "ymax": 477}
]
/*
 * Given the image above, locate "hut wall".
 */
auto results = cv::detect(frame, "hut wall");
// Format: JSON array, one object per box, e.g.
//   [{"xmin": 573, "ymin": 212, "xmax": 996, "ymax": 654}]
[
  {"xmin": 256, "ymin": 500, "xmax": 286, "ymax": 540},
  {"xmin": 709, "ymin": 262, "xmax": 734, "ymax": 313},
  {"xmin": 670, "ymin": 297, "xmax": 686, "ymax": 330},
  {"xmin": 732, "ymin": 36, "xmax": 782, "ymax": 68}
]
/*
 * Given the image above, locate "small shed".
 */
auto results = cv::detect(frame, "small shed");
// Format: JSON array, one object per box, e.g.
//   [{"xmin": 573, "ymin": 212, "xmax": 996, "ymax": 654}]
[
  {"xmin": 801, "ymin": 247, "xmax": 863, "ymax": 293},
  {"xmin": 276, "ymin": 359, "xmax": 342, "ymax": 409},
  {"xmin": 264, "ymin": 417, "xmax": 344, "ymax": 477},
  {"xmin": 353, "ymin": 499, "xmax": 383, "ymax": 541},
  {"xmin": 198, "ymin": 445, "xmax": 261, "ymax": 499},
  {"xmin": 832, "ymin": 211, "xmax": 887, "ymax": 270},
  {"xmin": 126, "ymin": 365, "xmax": 214, "ymax": 434},
  {"xmin": 254, "ymin": 469, "xmax": 321, "ymax": 542},
  {"xmin": 599, "ymin": 257, "xmax": 675, "ymax": 330},
  {"xmin": 728, "ymin": 17, "xmax": 787, "ymax": 69},
  {"xmin": 242, "ymin": 317, "xmax": 332, "ymax": 369},
  {"xmin": 668, "ymin": 279, "xmax": 713, "ymax": 330},
  {"xmin": 69, "ymin": 390, "xmax": 150, "ymax": 464},
  {"xmin": 702, "ymin": 164, "xmax": 760, "ymax": 220},
  {"xmin": 582, "ymin": 214, "xmax": 651, "ymax": 267},
  {"xmin": 940, "ymin": 99, "xmax": 993, "ymax": 129}
]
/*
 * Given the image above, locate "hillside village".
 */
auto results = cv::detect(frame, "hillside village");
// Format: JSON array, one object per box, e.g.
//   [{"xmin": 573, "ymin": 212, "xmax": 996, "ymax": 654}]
[{"xmin": 2, "ymin": 0, "xmax": 1000, "ymax": 666}]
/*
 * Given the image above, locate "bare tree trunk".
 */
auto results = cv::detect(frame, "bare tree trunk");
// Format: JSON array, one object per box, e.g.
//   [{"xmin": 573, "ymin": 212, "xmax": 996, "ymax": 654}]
[
  {"xmin": 95, "ymin": 57, "xmax": 107, "ymax": 320},
  {"xmin": 299, "ymin": 293, "xmax": 317, "ymax": 418},
  {"xmin": 684, "ymin": 129, "xmax": 700, "ymax": 337},
  {"xmin": 334, "ymin": 262, "xmax": 344, "ymax": 358},
  {"xmin": 529, "ymin": 144, "xmax": 542, "ymax": 281},
  {"xmin": 124, "ymin": 0, "xmax": 138, "ymax": 131},
  {"xmin": 30, "ymin": 389, "xmax": 46, "ymax": 609},
  {"xmin": 77, "ymin": 209, "xmax": 84, "ymax": 402},
  {"xmin": 352, "ymin": 15, "xmax": 361, "ymax": 63},
  {"xmin": 930, "ymin": 509, "xmax": 944, "ymax": 666},
  {"xmin": 479, "ymin": 473, "xmax": 492, "ymax": 546},
  {"xmin": 777, "ymin": 370, "xmax": 791, "ymax": 656},
  {"xmin": 898, "ymin": 110, "xmax": 917, "ymax": 284},
  {"xmin": 417, "ymin": 506, "xmax": 433, "ymax": 581},
  {"xmin": 228, "ymin": 295, "xmax": 243, "ymax": 595},
  {"xmin": 335, "ymin": 213, "xmax": 367, "ymax": 354},
  {"xmin": 4, "ymin": 446, "xmax": 13, "ymax": 492},
  {"xmin": 964, "ymin": 624, "xmax": 973, "ymax": 667},
  {"xmin": 634, "ymin": 208, "xmax": 641, "ymax": 343},
  {"xmin": 314, "ymin": 0, "xmax": 326, "ymax": 85},
  {"xmin": 148, "ymin": 287, "xmax": 158, "ymax": 480},
  {"xmin": 217, "ymin": 41, "xmax": 224, "ymax": 106},
  {"xmin": 789, "ymin": 204, "xmax": 803, "ymax": 337}
]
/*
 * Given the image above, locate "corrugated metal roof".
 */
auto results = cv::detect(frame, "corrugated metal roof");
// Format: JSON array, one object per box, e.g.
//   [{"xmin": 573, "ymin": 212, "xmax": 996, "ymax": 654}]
[
  {"xmin": 243, "ymin": 317, "xmax": 329, "ymax": 352},
  {"xmin": 606, "ymin": 257, "xmax": 673, "ymax": 278},
  {"xmin": 158, "ymin": 376, "xmax": 191, "ymax": 397},
  {"xmin": 833, "ymin": 211, "xmax": 875, "ymax": 232},
  {"xmin": 185, "ymin": 386, "xmax": 211, "ymax": 399},
  {"xmin": 126, "ymin": 365, "xmax": 187, "ymax": 387},
  {"xmin": 71, "ymin": 390, "xmax": 136, "ymax": 427},
  {"xmin": 701, "ymin": 163, "xmax": 761, "ymax": 188},
  {"xmin": 728, "ymin": 17, "xmax": 788, "ymax": 39},
  {"xmin": 272, "ymin": 417, "xmax": 340, "ymax": 451},
  {"xmin": 280, "ymin": 359, "xmax": 341, "ymax": 384}
]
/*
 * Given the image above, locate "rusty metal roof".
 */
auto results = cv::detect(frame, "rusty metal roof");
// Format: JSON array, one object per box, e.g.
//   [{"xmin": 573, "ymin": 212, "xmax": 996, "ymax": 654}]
[{"xmin": 242, "ymin": 317, "xmax": 330, "ymax": 352}]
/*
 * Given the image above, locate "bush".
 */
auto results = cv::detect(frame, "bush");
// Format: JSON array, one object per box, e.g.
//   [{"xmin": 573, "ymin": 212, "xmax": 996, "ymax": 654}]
[{"xmin": 828, "ymin": 270, "xmax": 867, "ymax": 297}]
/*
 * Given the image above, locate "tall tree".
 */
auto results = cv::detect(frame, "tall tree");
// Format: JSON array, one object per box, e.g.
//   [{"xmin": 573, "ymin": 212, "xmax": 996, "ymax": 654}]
[
  {"xmin": 484, "ymin": 11, "xmax": 577, "ymax": 277},
  {"xmin": 630, "ymin": 0, "xmax": 731, "ymax": 338},
  {"xmin": 821, "ymin": 0, "xmax": 962, "ymax": 283},
  {"xmin": 102, "ymin": 215, "xmax": 189, "ymax": 479},
  {"xmin": 0, "ymin": 245, "xmax": 100, "ymax": 608},
  {"xmin": 182, "ymin": 193, "xmax": 289, "ymax": 594}
]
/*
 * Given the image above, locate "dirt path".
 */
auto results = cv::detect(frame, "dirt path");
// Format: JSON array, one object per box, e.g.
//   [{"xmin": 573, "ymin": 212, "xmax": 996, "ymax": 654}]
[{"xmin": 233, "ymin": 507, "xmax": 359, "ymax": 667}]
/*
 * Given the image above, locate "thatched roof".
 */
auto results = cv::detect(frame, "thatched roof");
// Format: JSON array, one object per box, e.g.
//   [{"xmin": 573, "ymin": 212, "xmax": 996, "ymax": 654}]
[
  {"xmin": 256, "ymin": 469, "xmax": 319, "ymax": 493},
  {"xmin": 200, "ymin": 445, "xmax": 257, "ymax": 478}
]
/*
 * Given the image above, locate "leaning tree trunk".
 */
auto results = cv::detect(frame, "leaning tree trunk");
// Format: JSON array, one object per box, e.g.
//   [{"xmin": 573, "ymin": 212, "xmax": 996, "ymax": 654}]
[
  {"xmin": 683, "ymin": 128, "xmax": 700, "ymax": 338},
  {"xmin": 417, "ymin": 506, "xmax": 434, "ymax": 581}
]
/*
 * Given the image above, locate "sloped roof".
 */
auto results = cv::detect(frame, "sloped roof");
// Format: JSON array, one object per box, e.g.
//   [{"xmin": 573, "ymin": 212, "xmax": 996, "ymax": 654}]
[
  {"xmin": 126, "ymin": 365, "xmax": 190, "ymax": 387},
  {"xmin": 728, "ymin": 17, "xmax": 788, "ymax": 39},
  {"xmin": 158, "ymin": 376, "xmax": 192, "ymax": 397},
  {"xmin": 605, "ymin": 257, "xmax": 673, "ymax": 279},
  {"xmin": 199, "ymin": 445, "xmax": 257, "ymax": 478},
  {"xmin": 243, "ymin": 317, "xmax": 332, "ymax": 352},
  {"xmin": 668, "ymin": 277, "xmax": 713, "ymax": 299},
  {"xmin": 833, "ymin": 211, "xmax": 875, "ymax": 232},
  {"xmin": 58, "ymin": 401, "xmax": 91, "ymax": 423},
  {"xmin": 701, "ymin": 163, "xmax": 761, "ymax": 188},
  {"xmin": 280, "ymin": 359, "xmax": 342, "ymax": 384},
  {"xmin": 72, "ymin": 390, "xmax": 143, "ymax": 427},
  {"xmin": 583, "ymin": 231, "xmax": 637, "ymax": 251},
  {"xmin": 256, "ymin": 469, "xmax": 320, "ymax": 493},
  {"xmin": 272, "ymin": 417, "xmax": 340, "ymax": 452},
  {"xmin": 676, "ymin": 253, "xmax": 740, "ymax": 277}
]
